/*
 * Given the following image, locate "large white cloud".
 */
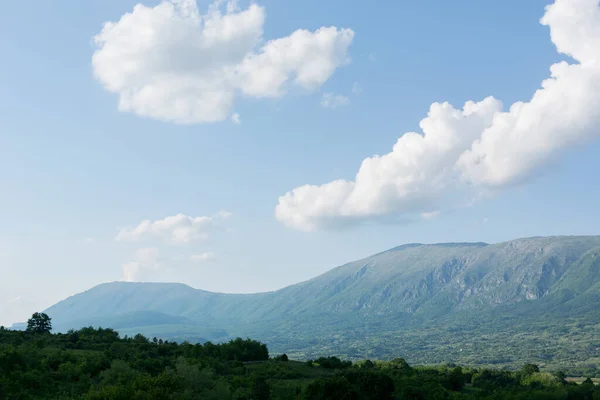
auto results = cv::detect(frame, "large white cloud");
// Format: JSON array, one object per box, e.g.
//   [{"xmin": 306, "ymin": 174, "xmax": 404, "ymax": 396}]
[
  {"xmin": 116, "ymin": 212, "xmax": 230, "ymax": 244},
  {"xmin": 123, "ymin": 248, "xmax": 161, "ymax": 282},
  {"xmin": 92, "ymin": 0, "xmax": 354, "ymax": 124},
  {"xmin": 276, "ymin": 0, "xmax": 600, "ymax": 231}
]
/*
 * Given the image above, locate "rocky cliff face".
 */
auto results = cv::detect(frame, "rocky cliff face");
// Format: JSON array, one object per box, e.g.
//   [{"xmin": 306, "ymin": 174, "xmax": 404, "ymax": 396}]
[
  {"xmin": 36, "ymin": 236, "xmax": 600, "ymax": 355},
  {"xmin": 262, "ymin": 236, "xmax": 600, "ymax": 319}
]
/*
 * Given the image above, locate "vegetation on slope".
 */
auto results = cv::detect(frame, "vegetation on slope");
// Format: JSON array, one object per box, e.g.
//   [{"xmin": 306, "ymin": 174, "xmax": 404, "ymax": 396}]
[
  {"xmin": 33, "ymin": 236, "xmax": 600, "ymax": 370},
  {"xmin": 1, "ymin": 314, "xmax": 600, "ymax": 399}
]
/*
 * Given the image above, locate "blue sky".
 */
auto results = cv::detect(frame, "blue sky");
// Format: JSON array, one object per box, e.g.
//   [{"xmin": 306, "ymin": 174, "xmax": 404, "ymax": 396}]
[{"xmin": 2, "ymin": 0, "xmax": 600, "ymax": 326}]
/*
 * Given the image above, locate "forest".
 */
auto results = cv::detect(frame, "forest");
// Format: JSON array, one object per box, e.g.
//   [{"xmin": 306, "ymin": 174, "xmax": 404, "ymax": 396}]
[{"xmin": 1, "ymin": 314, "xmax": 599, "ymax": 399}]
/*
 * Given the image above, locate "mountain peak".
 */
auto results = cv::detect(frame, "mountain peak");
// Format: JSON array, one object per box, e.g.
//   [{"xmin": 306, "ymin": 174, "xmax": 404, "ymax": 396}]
[
  {"xmin": 388, "ymin": 242, "xmax": 489, "ymax": 252},
  {"xmin": 93, "ymin": 281, "xmax": 197, "ymax": 291},
  {"xmin": 36, "ymin": 235, "xmax": 600, "ymax": 368}
]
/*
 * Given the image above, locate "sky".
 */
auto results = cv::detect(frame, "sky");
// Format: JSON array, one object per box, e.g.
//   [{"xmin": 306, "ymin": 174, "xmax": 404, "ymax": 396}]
[{"xmin": 2, "ymin": 0, "xmax": 600, "ymax": 326}]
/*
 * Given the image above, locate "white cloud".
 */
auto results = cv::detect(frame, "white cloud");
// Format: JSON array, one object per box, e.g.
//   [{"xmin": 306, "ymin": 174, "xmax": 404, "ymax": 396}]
[
  {"xmin": 217, "ymin": 210, "xmax": 232, "ymax": 219},
  {"xmin": 231, "ymin": 112, "xmax": 241, "ymax": 124},
  {"xmin": 190, "ymin": 252, "xmax": 216, "ymax": 263},
  {"xmin": 123, "ymin": 248, "xmax": 161, "ymax": 282},
  {"xmin": 351, "ymin": 82, "xmax": 362, "ymax": 95},
  {"xmin": 482, "ymin": 217, "xmax": 489, "ymax": 225},
  {"xmin": 92, "ymin": 0, "xmax": 354, "ymax": 124},
  {"xmin": 116, "ymin": 212, "xmax": 230, "ymax": 244},
  {"xmin": 421, "ymin": 211, "xmax": 440, "ymax": 220},
  {"xmin": 7, "ymin": 296, "xmax": 23, "ymax": 304},
  {"xmin": 276, "ymin": 97, "xmax": 501, "ymax": 231},
  {"xmin": 321, "ymin": 92, "xmax": 350, "ymax": 109},
  {"xmin": 276, "ymin": 0, "xmax": 600, "ymax": 231},
  {"xmin": 82, "ymin": 237, "xmax": 95, "ymax": 244}
]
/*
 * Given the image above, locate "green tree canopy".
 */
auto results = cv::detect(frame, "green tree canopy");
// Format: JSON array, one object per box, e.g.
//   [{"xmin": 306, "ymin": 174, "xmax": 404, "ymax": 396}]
[
  {"xmin": 26, "ymin": 312, "xmax": 52, "ymax": 333},
  {"xmin": 250, "ymin": 375, "xmax": 271, "ymax": 400},
  {"xmin": 273, "ymin": 353, "xmax": 288, "ymax": 362},
  {"xmin": 521, "ymin": 363, "xmax": 541, "ymax": 376}
]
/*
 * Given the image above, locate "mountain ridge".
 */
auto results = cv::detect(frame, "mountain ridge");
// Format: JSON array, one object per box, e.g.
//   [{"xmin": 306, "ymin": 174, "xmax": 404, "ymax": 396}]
[{"xmin": 23, "ymin": 235, "xmax": 600, "ymax": 369}]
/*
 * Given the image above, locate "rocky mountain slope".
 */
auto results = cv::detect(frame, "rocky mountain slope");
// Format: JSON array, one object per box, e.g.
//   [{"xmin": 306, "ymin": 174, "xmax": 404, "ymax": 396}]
[{"xmin": 34, "ymin": 235, "xmax": 600, "ymax": 369}]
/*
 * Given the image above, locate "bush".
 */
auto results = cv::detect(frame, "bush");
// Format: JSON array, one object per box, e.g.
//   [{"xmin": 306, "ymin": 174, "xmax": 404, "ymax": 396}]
[
  {"xmin": 314, "ymin": 356, "xmax": 352, "ymax": 369},
  {"xmin": 273, "ymin": 353, "xmax": 289, "ymax": 362}
]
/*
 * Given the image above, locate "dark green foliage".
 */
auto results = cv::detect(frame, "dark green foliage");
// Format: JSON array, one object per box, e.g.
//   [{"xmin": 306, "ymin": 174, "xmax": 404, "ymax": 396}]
[
  {"xmin": 305, "ymin": 376, "xmax": 359, "ymax": 400},
  {"xmin": 1, "ymin": 326, "xmax": 600, "ymax": 399},
  {"xmin": 521, "ymin": 363, "xmax": 540, "ymax": 376},
  {"xmin": 342, "ymin": 370, "xmax": 395, "ymax": 399},
  {"xmin": 554, "ymin": 370, "xmax": 567, "ymax": 383},
  {"xmin": 216, "ymin": 337, "xmax": 269, "ymax": 362},
  {"xmin": 26, "ymin": 312, "xmax": 52, "ymax": 334},
  {"xmin": 0, "ymin": 327, "xmax": 269, "ymax": 399},
  {"xmin": 448, "ymin": 366, "xmax": 465, "ymax": 391},
  {"xmin": 273, "ymin": 353, "xmax": 288, "ymax": 362},
  {"xmin": 388, "ymin": 357, "xmax": 412, "ymax": 373},
  {"xmin": 472, "ymin": 368, "xmax": 519, "ymax": 391},
  {"xmin": 305, "ymin": 369, "xmax": 397, "ymax": 400},
  {"xmin": 314, "ymin": 356, "xmax": 352, "ymax": 369},
  {"xmin": 250, "ymin": 375, "xmax": 271, "ymax": 399}
]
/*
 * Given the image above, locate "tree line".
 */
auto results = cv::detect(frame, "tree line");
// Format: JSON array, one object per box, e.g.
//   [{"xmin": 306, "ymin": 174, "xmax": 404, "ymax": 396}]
[{"xmin": 0, "ymin": 313, "xmax": 599, "ymax": 399}]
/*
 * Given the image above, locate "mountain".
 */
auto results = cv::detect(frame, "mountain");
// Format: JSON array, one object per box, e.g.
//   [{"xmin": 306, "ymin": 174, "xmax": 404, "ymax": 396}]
[{"xmin": 35, "ymin": 235, "xmax": 600, "ymax": 370}]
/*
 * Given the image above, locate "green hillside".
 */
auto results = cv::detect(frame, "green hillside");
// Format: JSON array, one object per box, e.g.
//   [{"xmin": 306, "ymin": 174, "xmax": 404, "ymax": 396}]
[{"xmin": 32, "ymin": 235, "xmax": 600, "ymax": 370}]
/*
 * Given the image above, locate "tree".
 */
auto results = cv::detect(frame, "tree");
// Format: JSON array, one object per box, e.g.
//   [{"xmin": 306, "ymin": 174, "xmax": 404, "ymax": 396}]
[
  {"xmin": 360, "ymin": 360, "xmax": 374, "ymax": 369},
  {"xmin": 554, "ymin": 370, "xmax": 567, "ymax": 383},
  {"xmin": 67, "ymin": 330, "xmax": 80, "ymax": 344},
  {"xmin": 521, "ymin": 364, "xmax": 540, "ymax": 376},
  {"xmin": 305, "ymin": 376, "xmax": 359, "ymax": 400},
  {"xmin": 133, "ymin": 333, "xmax": 149, "ymax": 343},
  {"xmin": 343, "ymin": 370, "xmax": 395, "ymax": 399},
  {"xmin": 448, "ymin": 366, "xmax": 466, "ymax": 391},
  {"xmin": 250, "ymin": 376, "xmax": 270, "ymax": 400},
  {"xmin": 315, "ymin": 356, "xmax": 352, "ymax": 369},
  {"xmin": 26, "ymin": 312, "xmax": 52, "ymax": 333}
]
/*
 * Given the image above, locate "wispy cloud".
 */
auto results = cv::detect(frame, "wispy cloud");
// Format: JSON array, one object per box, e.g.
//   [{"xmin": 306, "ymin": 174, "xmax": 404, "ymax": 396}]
[
  {"xmin": 321, "ymin": 92, "xmax": 350, "ymax": 109},
  {"xmin": 116, "ymin": 211, "xmax": 231, "ymax": 244},
  {"xmin": 190, "ymin": 252, "xmax": 216, "ymax": 263},
  {"xmin": 122, "ymin": 248, "xmax": 161, "ymax": 282},
  {"xmin": 421, "ymin": 211, "xmax": 440, "ymax": 220}
]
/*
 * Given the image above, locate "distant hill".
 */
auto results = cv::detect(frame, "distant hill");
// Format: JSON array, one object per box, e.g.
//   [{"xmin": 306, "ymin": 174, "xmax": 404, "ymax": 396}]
[{"xmin": 33, "ymin": 235, "xmax": 600, "ymax": 370}]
